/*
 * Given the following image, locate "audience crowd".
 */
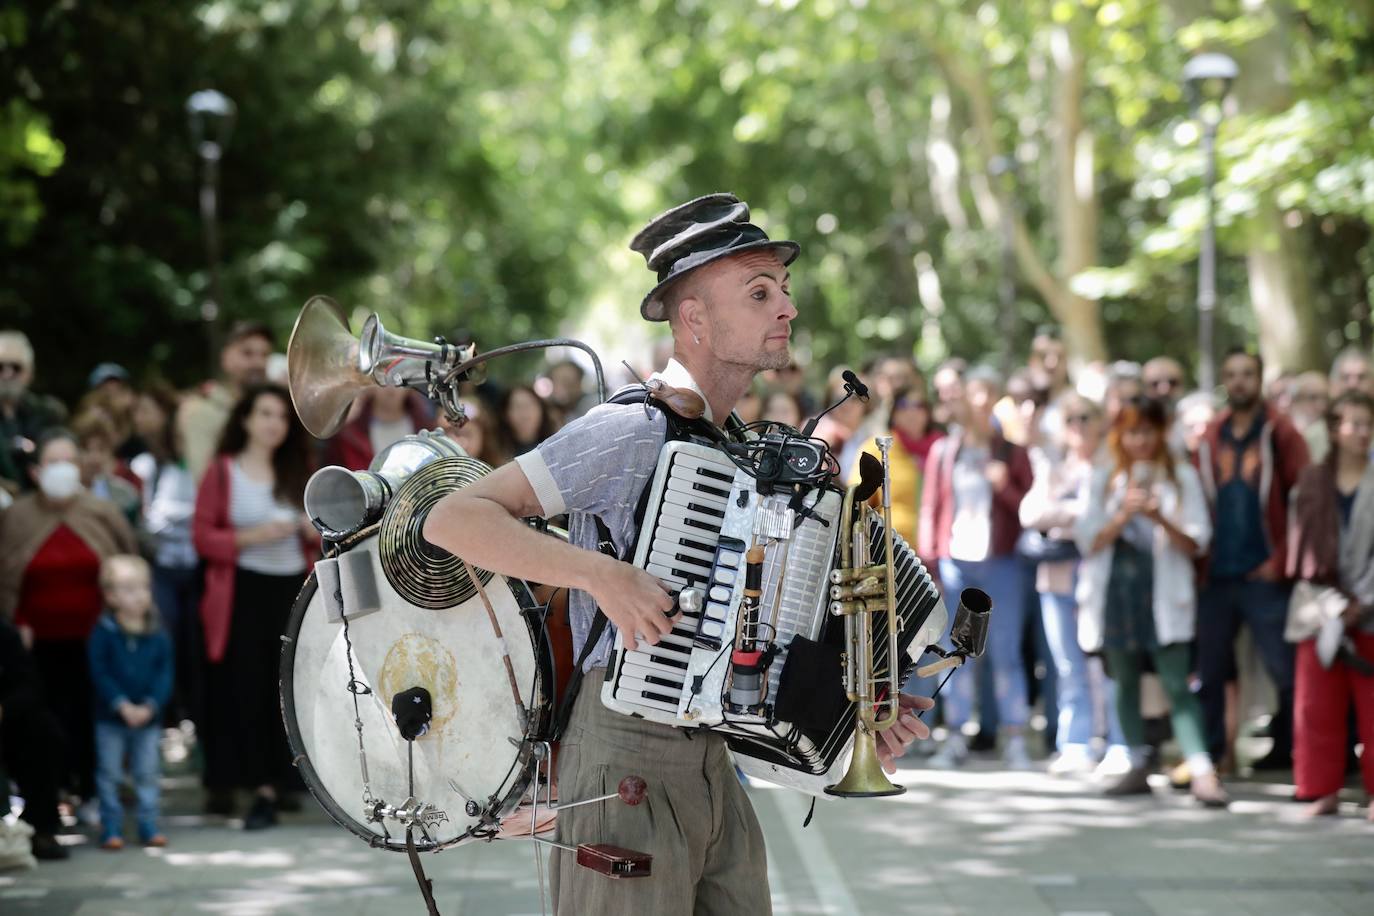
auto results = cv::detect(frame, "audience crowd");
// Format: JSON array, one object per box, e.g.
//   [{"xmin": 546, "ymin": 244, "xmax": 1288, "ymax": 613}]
[{"xmin": 2, "ymin": 318, "xmax": 1373, "ymax": 866}]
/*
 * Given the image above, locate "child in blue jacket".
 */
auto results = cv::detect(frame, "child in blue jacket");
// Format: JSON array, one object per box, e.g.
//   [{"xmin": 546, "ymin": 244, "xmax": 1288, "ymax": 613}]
[{"xmin": 88, "ymin": 554, "xmax": 173, "ymax": 849}]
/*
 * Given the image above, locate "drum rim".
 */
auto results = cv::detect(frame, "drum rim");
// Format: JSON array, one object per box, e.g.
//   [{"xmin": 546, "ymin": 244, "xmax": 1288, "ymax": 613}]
[{"xmin": 278, "ymin": 525, "xmax": 556, "ymax": 852}]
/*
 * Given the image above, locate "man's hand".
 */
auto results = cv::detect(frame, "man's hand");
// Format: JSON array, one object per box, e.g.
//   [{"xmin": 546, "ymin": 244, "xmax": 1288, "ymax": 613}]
[
  {"xmin": 875, "ymin": 693, "xmax": 935, "ymax": 774},
  {"xmin": 1342, "ymin": 597, "xmax": 1363, "ymax": 628},
  {"xmin": 586, "ymin": 557, "xmax": 678, "ymax": 652}
]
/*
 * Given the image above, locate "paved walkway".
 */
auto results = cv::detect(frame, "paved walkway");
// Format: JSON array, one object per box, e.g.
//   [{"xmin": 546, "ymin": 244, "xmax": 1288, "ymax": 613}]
[{"xmin": 2, "ymin": 759, "xmax": 1370, "ymax": 915}]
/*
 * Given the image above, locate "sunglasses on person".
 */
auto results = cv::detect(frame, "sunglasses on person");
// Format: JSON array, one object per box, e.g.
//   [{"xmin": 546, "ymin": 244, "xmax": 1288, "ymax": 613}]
[
  {"xmin": 1065, "ymin": 413, "xmax": 1095, "ymax": 426},
  {"xmin": 1147, "ymin": 377, "xmax": 1182, "ymax": 391},
  {"xmin": 0, "ymin": 361, "xmax": 26, "ymax": 375}
]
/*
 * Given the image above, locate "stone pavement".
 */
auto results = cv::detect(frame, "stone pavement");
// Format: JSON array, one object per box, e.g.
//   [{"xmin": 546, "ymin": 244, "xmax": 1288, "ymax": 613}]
[{"xmin": 2, "ymin": 759, "xmax": 1371, "ymax": 915}]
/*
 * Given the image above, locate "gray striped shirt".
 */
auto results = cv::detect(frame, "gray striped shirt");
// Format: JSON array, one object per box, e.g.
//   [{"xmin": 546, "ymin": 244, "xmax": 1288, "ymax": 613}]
[{"xmin": 229, "ymin": 461, "xmax": 307, "ymax": 576}]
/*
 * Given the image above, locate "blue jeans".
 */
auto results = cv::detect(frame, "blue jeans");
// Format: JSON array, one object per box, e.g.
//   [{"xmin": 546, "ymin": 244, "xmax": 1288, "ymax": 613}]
[
  {"xmin": 95, "ymin": 720, "xmax": 161, "ymax": 842},
  {"xmin": 938, "ymin": 555, "xmax": 1028, "ymax": 730},
  {"xmin": 1040, "ymin": 591, "xmax": 1126, "ymax": 752}
]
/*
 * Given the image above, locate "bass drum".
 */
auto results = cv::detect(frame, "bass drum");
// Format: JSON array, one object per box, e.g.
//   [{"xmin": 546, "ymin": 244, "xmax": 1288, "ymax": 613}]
[{"xmin": 280, "ymin": 524, "xmax": 555, "ymax": 852}]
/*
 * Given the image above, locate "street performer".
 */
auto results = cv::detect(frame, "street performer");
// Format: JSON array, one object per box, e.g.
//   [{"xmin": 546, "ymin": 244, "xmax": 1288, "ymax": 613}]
[{"xmin": 423, "ymin": 193, "xmax": 933, "ymax": 914}]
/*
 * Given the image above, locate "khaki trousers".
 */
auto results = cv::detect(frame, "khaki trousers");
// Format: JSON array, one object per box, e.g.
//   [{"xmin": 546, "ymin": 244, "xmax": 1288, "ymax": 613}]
[{"xmin": 551, "ymin": 669, "xmax": 771, "ymax": 915}]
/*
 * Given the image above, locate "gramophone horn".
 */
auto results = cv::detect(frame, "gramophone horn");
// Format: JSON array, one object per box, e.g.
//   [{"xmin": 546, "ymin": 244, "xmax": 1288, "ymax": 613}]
[{"xmin": 287, "ymin": 295, "xmax": 371, "ymax": 439}]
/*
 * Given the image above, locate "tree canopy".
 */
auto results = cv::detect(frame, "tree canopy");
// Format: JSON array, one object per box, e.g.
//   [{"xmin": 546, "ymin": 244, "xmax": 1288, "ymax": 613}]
[{"xmin": 2, "ymin": 0, "xmax": 1370, "ymax": 403}]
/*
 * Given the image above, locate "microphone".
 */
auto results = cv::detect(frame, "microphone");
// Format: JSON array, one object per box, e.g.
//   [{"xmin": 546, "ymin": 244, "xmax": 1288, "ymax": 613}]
[
  {"xmin": 802, "ymin": 367, "xmax": 867, "ymax": 436},
  {"xmin": 841, "ymin": 369, "xmax": 869, "ymax": 401}
]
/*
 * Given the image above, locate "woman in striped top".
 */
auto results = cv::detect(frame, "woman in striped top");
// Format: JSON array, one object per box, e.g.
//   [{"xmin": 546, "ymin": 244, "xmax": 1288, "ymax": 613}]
[{"xmin": 193, "ymin": 383, "xmax": 316, "ymax": 830}]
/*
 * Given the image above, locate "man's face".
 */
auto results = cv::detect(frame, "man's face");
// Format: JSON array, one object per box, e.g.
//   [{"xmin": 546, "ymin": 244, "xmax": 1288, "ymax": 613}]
[
  {"xmin": 1289, "ymin": 373, "xmax": 1328, "ymax": 424},
  {"xmin": 1332, "ymin": 354, "xmax": 1373, "ymax": 398},
  {"xmin": 1142, "ymin": 358, "xmax": 1185, "ymax": 404},
  {"xmin": 0, "ymin": 340, "xmax": 33, "ymax": 402},
  {"xmin": 221, "ymin": 334, "xmax": 272, "ymax": 388},
  {"xmin": 690, "ymin": 250, "xmax": 796, "ymax": 373},
  {"xmin": 548, "ymin": 365, "xmax": 584, "ymax": 407},
  {"xmin": 1029, "ymin": 336, "xmax": 1067, "ymax": 386},
  {"xmin": 1221, "ymin": 354, "xmax": 1262, "ymax": 410}
]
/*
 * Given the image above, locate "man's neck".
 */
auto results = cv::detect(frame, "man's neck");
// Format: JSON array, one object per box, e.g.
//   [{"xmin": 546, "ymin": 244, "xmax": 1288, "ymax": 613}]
[
  {"xmin": 1228, "ymin": 403, "xmax": 1261, "ymax": 436},
  {"xmin": 1336, "ymin": 450, "xmax": 1368, "ymax": 479},
  {"xmin": 673, "ymin": 350, "xmax": 754, "ymax": 427}
]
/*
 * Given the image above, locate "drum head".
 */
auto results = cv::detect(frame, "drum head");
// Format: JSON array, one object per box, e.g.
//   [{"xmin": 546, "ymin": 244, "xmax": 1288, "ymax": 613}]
[{"xmin": 280, "ymin": 529, "xmax": 554, "ymax": 851}]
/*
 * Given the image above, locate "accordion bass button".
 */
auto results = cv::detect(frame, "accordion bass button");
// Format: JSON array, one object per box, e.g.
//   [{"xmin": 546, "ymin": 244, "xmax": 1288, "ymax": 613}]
[
  {"xmin": 718, "ymin": 551, "xmax": 741, "ymax": 568},
  {"xmin": 709, "ymin": 585, "xmax": 732, "ymax": 602}
]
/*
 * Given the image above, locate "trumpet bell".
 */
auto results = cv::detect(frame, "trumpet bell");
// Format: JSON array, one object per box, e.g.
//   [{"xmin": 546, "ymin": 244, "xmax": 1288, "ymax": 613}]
[
  {"xmin": 824, "ymin": 727, "xmax": 906, "ymax": 798},
  {"xmin": 287, "ymin": 296, "xmax": 371, "ymax": 439}
]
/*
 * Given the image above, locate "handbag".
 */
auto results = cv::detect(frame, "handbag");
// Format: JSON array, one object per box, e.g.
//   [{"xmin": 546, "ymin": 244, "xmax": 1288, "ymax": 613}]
[
  {"xmin": 1016, "ymin": 528, "xmax": 1080, "ymax": 565},
  {"xmin": 1283, "ymin": 580, "xmax": 1349, "ymax": 644}
]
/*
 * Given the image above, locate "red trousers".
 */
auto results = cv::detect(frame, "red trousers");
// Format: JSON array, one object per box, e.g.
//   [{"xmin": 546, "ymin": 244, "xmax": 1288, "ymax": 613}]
[{"xmin": 1294, "ymin": 632, "xmax": 1374, "ymax": 798}]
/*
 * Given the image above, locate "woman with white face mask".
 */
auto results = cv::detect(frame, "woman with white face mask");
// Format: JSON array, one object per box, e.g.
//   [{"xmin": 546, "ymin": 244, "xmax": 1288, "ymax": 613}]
[{"xmin": 0, "ymin": 428, "xmax": 139, "ymax": 831}]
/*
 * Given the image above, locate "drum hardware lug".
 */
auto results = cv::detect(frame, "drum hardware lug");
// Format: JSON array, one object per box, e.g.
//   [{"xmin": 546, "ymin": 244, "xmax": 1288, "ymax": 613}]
[{"xmin": 446, "ymin": 779, "xmax": 483, "ymax": 819}]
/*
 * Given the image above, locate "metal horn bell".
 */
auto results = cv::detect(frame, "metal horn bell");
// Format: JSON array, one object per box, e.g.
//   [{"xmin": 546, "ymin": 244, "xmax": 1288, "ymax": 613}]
[{"xmin": 287, "ymin": 296, "xmax": 371, "ymax": 439}]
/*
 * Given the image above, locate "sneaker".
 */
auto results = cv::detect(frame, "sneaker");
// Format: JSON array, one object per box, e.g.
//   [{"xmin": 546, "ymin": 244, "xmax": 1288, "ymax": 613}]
[
  {"xmin": 1002, "ymin": 735, "xmax": 1034, "ymax": 771},
  {"xmin": 1099, "ymin": 766, "xmax": 1152, "ymax": 796},
  {"xmin": 928, "ymin": 735, "xmax": 969, "ymax": 770},
  {"xmin": 31, "ymin": 833, "xmax": 70, "ymax": 861},
  {"xmin": 100, "ymin": 836, "xmax": 125, "ymax": 851},
  {"xmin": 1168, "ymin": 761, "xmax": 1192, "ymax": 790},
  {"xmin": 1190, "ymin": 771, "xmax": 1230, "ymax": 808},
  {"xmin": 243, "ymin": 795, "xmax": 278, "ymax": 831},
  {"xmin": 142, "ymin": 834, "xmax": 168, "ymax": 848},
  {"xmin": 1048, "ymin": 746, "xmax": 1095, "ymax": 777}
]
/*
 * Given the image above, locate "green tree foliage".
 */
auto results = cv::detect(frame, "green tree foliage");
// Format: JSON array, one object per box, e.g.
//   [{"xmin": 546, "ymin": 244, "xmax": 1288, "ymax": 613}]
[{"xmin": 2, "ymin": 0, "xmax": 1369, "ymax": 404}]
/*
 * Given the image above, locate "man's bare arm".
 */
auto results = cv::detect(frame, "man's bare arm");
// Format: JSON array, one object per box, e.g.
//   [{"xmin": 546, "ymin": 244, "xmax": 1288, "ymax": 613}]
[{"xmin": 421, "ymin": 462, "xmax": 677, "ymax": 650}]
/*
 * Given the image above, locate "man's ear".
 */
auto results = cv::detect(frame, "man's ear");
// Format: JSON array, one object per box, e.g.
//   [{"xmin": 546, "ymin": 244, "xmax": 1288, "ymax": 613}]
[{"xmin": 677, "ymin": 292, "xmax": 709, "ymax": 343}]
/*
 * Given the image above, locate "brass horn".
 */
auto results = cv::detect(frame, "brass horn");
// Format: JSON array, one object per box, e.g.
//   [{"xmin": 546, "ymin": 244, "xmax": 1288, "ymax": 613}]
[
  {"xmin": 286, "ymin": 296, "xmax": 476, "ymax": 439},
  {"xmin": 825, "ymin": 435, "xmax": 906, "ymax": 798}
]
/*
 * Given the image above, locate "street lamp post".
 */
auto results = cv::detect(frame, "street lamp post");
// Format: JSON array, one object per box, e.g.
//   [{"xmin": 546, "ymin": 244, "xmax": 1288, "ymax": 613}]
[
  {"xmin": 1183, "ymin": 52, "xmax": 1238, "ymax": 393},
  {"xmin": 187, "ymin": 89, "xmax": 237, "ymax": 373}
]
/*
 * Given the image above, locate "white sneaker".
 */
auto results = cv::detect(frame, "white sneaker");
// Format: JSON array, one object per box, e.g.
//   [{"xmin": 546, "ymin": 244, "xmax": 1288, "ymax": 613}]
[
  {"xmin": 928, "ymin": 734, "xmax": 969, "ymax": 770},
  {"xmin": 1093, "ymin": 745, "xmax": 1136, "ymax": 779},
  {"xmin": 1002, "ymin": 735, "xmax": 1034, "ymax": 771},
  {"xmin": 1048, "ymin": 745, "xmax": 1095, "ymax": 777}
]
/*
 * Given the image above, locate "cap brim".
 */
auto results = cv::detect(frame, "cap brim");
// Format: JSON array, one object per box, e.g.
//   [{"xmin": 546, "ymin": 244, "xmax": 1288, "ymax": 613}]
[{"xmin": 639, "ymin": 239, "xmax": 800, "ymax": 321}]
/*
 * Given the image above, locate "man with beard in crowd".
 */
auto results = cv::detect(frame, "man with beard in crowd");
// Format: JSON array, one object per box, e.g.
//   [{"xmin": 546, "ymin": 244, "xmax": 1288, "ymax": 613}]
[{"xmin": 177, "ymin": 322, "xmax": 274, "ymax": 482}]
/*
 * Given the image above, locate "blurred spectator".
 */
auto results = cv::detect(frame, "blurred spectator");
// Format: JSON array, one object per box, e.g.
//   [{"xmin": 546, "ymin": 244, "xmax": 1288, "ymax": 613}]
[
  {"xmin": 129, "ymin": 384, "xmax": 199, "ymax": 727},
  {"xmin": 1029, "ymin": 327, "xmax": 1072, "ymax": 398},
  {"xmin": 499, "ymin": 384, "xmax": 557, "ymax": 457},
  {"xmin": 547, "ymin": 359, "xmax": 597, "ymax": 424},
  {"xmin": 814, "ymin": 367, "xmax": 872, "ymax": 471},
  {"xmin": 1268, "ymin": 371, "xmax": 1297, "ymax": 415},
  {"xmin": 850, "ymin": 385, "xmax": 942, "ymax": 544},
  {"xmin": 1286, "ymin": 391, "xmax": 1374, "ymax": 821},
  {"xmin": 89, "ymin": 554, "xmax": 171, "ymax": 849},
  {"xmin": 1287, "ymin": 371, "xmax": 1330, "ymax": 463},
  {"xmin": 0, "ymin": 617, "xmax": 69, "ymax": 859},
  {"xmin": 762, "ymin": 360, "xmax": 818, "ymax": 417},
  {"xmin": 178, "ymin": 321, "xmax": 274, "ymax": 483},
  {"xmin": 919, "ymin": 367, "xmax": 1034, "ymax": 769},
  {"xmin": 1020, "ymin": 394, "xmax": 1128, "ymax": 777},
  {"xmin": 72, "ymin": 410, "xmax": 141, "ymax": 526},
  {"xmin": 931, "ymin": 358, "xmax": 967, "ymax": 429},
  {"xmin": 322, "ymin": 388, "xmax": 434, "ymax": 471},
  {"xmin": 1176, "ymin": 391, "xmax": 1216, "ymax": 461},
  {"xmin": 734, "ymin": 385, "xmax": 763, "ymax": 425},
  {"xmin": 1329, "ymin": 346, "xmax": 1373, "ymax": 399},
  {"xmin": 0, "ymin": 428, "xmax": 138, "ymax": 807},
  {"xmin": 762, "ymin": 389, "xmax": 804, "ymax": 428},
  {"xmin": 82, "ymin": 363, "xmax": 140, "ymax": 459},
  {"xmin": 1102, "ymin": 361, "xmax": 1143, "ymax": 425},
  {"xmin": 1195, "ymin": 348, "xmax": 1310, "ymax": 771},
  {"xmin": 868, "ymin": 355, "xmax": 922, "ymax": 407},
  {"xmin": 0, "ymin": 330, "xmax": 67, "ymax": 492},
  {"xmin": 194, "ymin": 383, "xmax": 316, "ymax": 829},
  {"xmin": 437, "ymin": 396, "xmax": 510, "ymax": 466},
  {"xmin": 1142, "ymin": 357, "xmax": 1187, "ymax": 408},
  {"xmin": 1076, "ymin": 397, "xmax": 1222, "ymax": 803},
  {"xmin": 995, "ymin": 367, "xmax": 1051, "ymax": 450}
]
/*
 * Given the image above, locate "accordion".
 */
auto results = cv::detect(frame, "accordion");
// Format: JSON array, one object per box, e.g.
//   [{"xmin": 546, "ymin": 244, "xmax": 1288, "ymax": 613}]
[{"xmin": 600, "ymin": 441, "xmax": 948, "ymax": 797}]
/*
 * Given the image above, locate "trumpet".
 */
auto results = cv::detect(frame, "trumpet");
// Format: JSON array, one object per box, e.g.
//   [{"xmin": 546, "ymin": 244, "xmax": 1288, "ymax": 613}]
[{"xmin": 825, "ymin": 436, "xmax": 905, "ymax": 798}]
